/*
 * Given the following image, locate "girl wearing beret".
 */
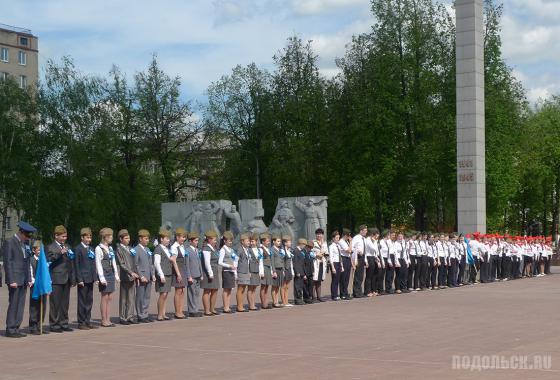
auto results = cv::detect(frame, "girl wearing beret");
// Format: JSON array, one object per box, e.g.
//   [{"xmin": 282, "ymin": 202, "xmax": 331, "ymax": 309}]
[
  {"xmin": 236, "ymin": 234, "xmax": 252, "ymax": 312},
  {"xmin": 154, "ymin": 230, "xmax": 172, "ymax": 321},
  {"xmin": 281, "ymin": 235, "xmax": 294, "ymax": 306},
  {"xmin": 247, "ymin": 234, "xmax": 263, "ymax": 311},
  {"xmin": 96, "ymin": 228, "xmax": 120, "ymax": 327},
  {"xmin": 270, "ymin": 235, "xmax": 284, "ymax": 308},
  {"xmin": 171, "ymin": 228, "xmax": 189, "ymax": 319},
  {"xmin": 259, "ymin": 234, "xmax": 273, "ymax": 309},
  {"xmin": 201, "ymin": 231, "xmax": 221, "ymax": 316},
  {"xmin": 218, "ymin": 231, "xmax": 238, "ymax": 313}
]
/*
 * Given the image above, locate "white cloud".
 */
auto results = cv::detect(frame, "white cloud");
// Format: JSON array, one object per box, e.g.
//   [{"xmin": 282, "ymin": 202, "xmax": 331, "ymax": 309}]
[
  {"xmin": 527, "ymin": 87, "xmax": 552, "ymax": 105},
  {"xmin": 291, "ymin": 0, "xmax": 367, "ymax": 15}
]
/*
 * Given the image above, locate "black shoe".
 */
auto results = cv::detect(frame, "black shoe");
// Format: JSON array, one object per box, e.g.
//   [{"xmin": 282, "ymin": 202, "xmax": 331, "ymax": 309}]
[
  {"xmin": 50, "ymin": 328, "xmax": 63, "ymax": 333},
  {"xmin": 29, "ymin": 330, "xmax": 41, "ymax": 335},
  {"xmin": 62, "ymin": 326, "xmax": 73, "ymax": 332},
  {"xmin": 119, "ymin": 320, "xmax": 130, "ymax": 325},
  {"xmin": 316, "ymin": 298, "xmax": 325, "ymax": 302},
  {"xmin": 78, "ymin": 324, "xmax": 90, "ymax": 330},
  {"xmin": 5, "ymin": 331, "xmax": 23, "ymax": 338},
  {"xmin": 128, "ymin": 319, "xmax": 139, "ymax": 324},
  {"xmin": 138, "ymin": 318, "xmax": 149, "ymax": 323},
  {"xmin": 188, "ymin": 313, "xmax": 202, "ymax": 318},
  {"xmin": 87, "ymin": 323, "xmax": 99, "ymax": 329}
]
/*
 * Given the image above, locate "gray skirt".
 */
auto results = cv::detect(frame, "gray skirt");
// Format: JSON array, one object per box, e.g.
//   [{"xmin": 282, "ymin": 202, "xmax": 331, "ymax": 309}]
[
  {"xmin": 156, "ymin": 275, "xmax": 172, "ymax": 293},
  {"xmin": 237, "ymin": 272, "xmax": 251, "ymax": 286},
  {"xmin": 171, "ymin": 265, "xmax": 189, "ymax": 288},
  {"xmin": 272, "ymin": 268, "xmax": 284, "ymax": 287},
  {"xmin": 222, "ymin": 270, "xmax": 236, "ymax": 289},
  {"xmin": 201, "ymin": 264, "xmax": 221, "ymax": 290},
  {"xmin": 284, "ymin": 268, "xmax": 293, "ymax": 282},
  {"xmin": 249, "ymin": 272, "xmax": 261, "ymax": 286},
  {"xmin": 261, "ymin": 266, "xmax": 273, "ymax": 286},
  {"xmin": 99, "ymin": 271, "xmax": 116, "ymax": 293}
]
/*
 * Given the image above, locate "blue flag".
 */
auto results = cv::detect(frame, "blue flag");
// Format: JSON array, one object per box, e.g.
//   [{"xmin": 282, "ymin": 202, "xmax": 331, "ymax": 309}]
[
  {"xmin": 32, "ymin": 244, "xmax": 52, "ymax": 300},
  {"xmin": 465, "ymin": 238, "xmax": 474, "ymax": 265}
]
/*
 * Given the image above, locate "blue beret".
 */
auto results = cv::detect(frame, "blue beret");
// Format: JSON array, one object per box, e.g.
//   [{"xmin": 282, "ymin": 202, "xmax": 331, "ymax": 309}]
[{"xmin": 17, "ymin": 221, "xmax": 37, "ymax": 233}]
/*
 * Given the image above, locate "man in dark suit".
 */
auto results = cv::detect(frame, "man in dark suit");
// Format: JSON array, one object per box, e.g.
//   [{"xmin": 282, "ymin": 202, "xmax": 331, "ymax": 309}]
[
  {"xmin": 74, "ymin": 227, "xmax": 98, "ymax": 330},
  {"xmin": 47, "ymin": 225, "xmax": 76, "ymax": 332},
  {"xmin": 292, "ymin": 238, "xmax": 307, "ymax": 305},
  {"xmin": 303, "ymin": 240, "xmax": 315, "ymax": 304},
  {"xmin": 2, "ymin": 221, "xmax": 36, "ymax": 337}
]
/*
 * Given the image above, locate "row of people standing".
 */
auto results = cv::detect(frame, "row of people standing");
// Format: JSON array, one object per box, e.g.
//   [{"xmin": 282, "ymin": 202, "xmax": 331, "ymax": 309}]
[
  {"xmin": 2, "ymin": 221, "xmax": 554, "ymax": 338},
  {"xmin": 327, "ymin": 225, "xmax": 554, "ymax": 300}
]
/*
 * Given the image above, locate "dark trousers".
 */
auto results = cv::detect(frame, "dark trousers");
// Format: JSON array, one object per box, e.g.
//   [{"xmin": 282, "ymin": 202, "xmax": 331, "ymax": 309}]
[
  {"xmin": 293, "ymin": 276, "xmax": 304, "ymax": 303},
  {"xmin": 407, "ymin": 256, "xmax": 416, "ymax": 289},
  {"xmin": 340, "ymin": 256, "xmax": 352, "ymax": 298},
  {"xmin": 29, "ymin": 293, "xmax": 47, "ymax": 331},
  {"xmin": 50, "ymin": 282, "xmax": 71, "ymax": 330},
  {"xmin": 480, "ymin": 255, "xmax": 490, "ymax": 282},
  {"xmin": 501, "ymin": 256, "xmax": 511, "ymax": 278},
  {"xmin": 330, "ymin": 262, "xmax": 342, "ymax": 299},
  {"xmin": 375, "ymin": 265, "xmax": 385, "ymax": 293},
  {"xmin": 353, "ymin": 256, "xmax": 365, "ymax": 297},
  {"xmin": 384, "ymin": 257, "xmax": 395, "ymax": 292},
  {"xmin": 303, "ymin": 277, "xmax": 313, "ymax": 302},
  {"xmin": 397, "ymin": 259, "xmax": 408, "ymax": 291},
  {"xmin": 438, "ymin": 260, "xmax": 447, "ymax": 287},
  {"xmin": 489, "ymin": 255, "xmax": 498, "ymax": 281},
  {"xmin": 364, "ymin": 257, "xmax": 376, "ymax": 295},
  {"xmin": 468, "ymin": 258, "xmax": 478, "ymax": 283},
  {"xmin": 544, "ymin": 256, "xmax": 551, "ymax": 274},
  {"xmin": 496, "ymin": 256, "xmax": 503, "ymax": 279},
  {"xmin": 77, "ymin": 282, "xmax": 94, "ymax": 325},
  {"xmin": 6, "ymin": 286, "xmax": 27, "ymax": 334},
  {"xmin": 428, "ymin": 257, "xmax": 437, "ymax": 288},
  {"xmin": 447, "ymin": 258, "xmax": 458, "ymax": 286},
  {"xmin": 458, "ymin": 257, "xmax": 466, "ymax": 284},
  {"xmin": 511, "ymin": 256, "xmax": 520, "ymax": 278},
  {"xmin": 416, "ymin": 256, "xmax": 428, "ymax": 289}
]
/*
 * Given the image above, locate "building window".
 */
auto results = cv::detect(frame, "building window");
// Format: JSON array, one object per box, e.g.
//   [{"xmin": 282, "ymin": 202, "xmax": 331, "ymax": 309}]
[
  {"xmin": 0, "ymin": 72, "xmax": 7, "ymax": 81},
  {"xmin": 19, "ymin": 36, "xmax": 28, "ymax": 46},
  {"xmin": 18, "ymin": 51, "xmax": 27, "ymax": 66},
  {"xmin": 19, "ymin": 75, "xmax": 27, "ymax": 88},
  {"xmin": 0, "ymin": 47, "xmax": 8, "ymax": 62}
]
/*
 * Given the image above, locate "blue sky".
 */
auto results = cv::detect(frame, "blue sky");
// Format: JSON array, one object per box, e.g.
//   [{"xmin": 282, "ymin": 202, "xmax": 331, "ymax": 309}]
[{"xmin": 2, "ymin": 0, "xmax": 559, "ymax": 106}]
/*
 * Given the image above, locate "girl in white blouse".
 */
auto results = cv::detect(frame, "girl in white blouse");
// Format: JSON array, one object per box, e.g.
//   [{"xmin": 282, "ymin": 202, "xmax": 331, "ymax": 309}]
[{"xmin": 95, "ymin": 228, "xmax": 120, "ymax": 327}]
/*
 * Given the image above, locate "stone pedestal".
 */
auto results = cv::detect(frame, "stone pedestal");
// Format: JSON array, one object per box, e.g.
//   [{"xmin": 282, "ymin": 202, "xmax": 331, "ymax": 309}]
[{"xmin": 456, "ymin": 0, "xmax": 486, "ymax": 234}]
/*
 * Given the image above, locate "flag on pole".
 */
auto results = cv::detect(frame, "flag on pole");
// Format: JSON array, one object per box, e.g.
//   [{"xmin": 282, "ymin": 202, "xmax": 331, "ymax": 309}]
[
  {"xmin": 465, "ymin": 237, "xmax": 474, "ymax": 265},
  {"xmin": 32, "ymin": 243, "xmax": 52, "ymax": 300}
]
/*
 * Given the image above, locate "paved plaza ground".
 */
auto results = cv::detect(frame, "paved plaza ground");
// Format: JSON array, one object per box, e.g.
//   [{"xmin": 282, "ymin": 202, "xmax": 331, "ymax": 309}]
[{"xmin": 0, "ymin": 269, "xmax": 558, "ymax": 379}]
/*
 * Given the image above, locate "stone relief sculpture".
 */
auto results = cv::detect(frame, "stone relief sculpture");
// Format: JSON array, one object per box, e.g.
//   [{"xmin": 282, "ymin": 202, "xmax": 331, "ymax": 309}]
[
  {"xmin": 162, "ymin": 197, "xmax": 326, "ymax": 241},
  {"xmin": 268, "ymin": 200, "xmax": 298, "ymax": 240},
  {"xmin": 239, "ymin": 199, "xmax": 268, "ymax": 234},
  {"xmin": 294, "ymin": 197, "xmax": 328, "ymax": 241}
]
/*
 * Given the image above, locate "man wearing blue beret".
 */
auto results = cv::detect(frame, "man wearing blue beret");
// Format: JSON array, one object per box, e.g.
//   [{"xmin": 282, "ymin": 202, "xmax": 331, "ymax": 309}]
[{"xmin": 2, "ymin": 221, "xmax": 36, "ymax": 337}]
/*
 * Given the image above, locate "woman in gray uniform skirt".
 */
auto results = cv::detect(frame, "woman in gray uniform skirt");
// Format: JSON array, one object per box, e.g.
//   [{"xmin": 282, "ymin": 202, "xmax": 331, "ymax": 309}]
[
  {"xmin": 201, "ymin": 230, "xmax": 220, "ymax": 316},
  {"xmin": 171, "ymin": 227, "xmax": 188, "ymax": 319},
  {"xmin": 95, "ymin": 228, "xmax": 120, "ymax": 327},
  {"xmin": 218, "ymin": 231, "xmax": 238, "ymax": 313},
  {"xmin": 270, "ymin": 235, "xmax": 285, "ymax": 308},
  {"xmin": 154, "ymin": 229, "xmax": 172, "ymax": 321},
  {"xmin": 248, "ymin": 234, "xmax": 263, "ymax": 311},
  {"xmin": 235, "ymin": 233, "xmax": 251, "ymax": 312},
  {"xmin": 259, "ymin": 233, "xmax": 273, "ymax": 309},
  {"xmin": 281, "ymin": 235, "xmax": 294, "ymax": 306}
]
